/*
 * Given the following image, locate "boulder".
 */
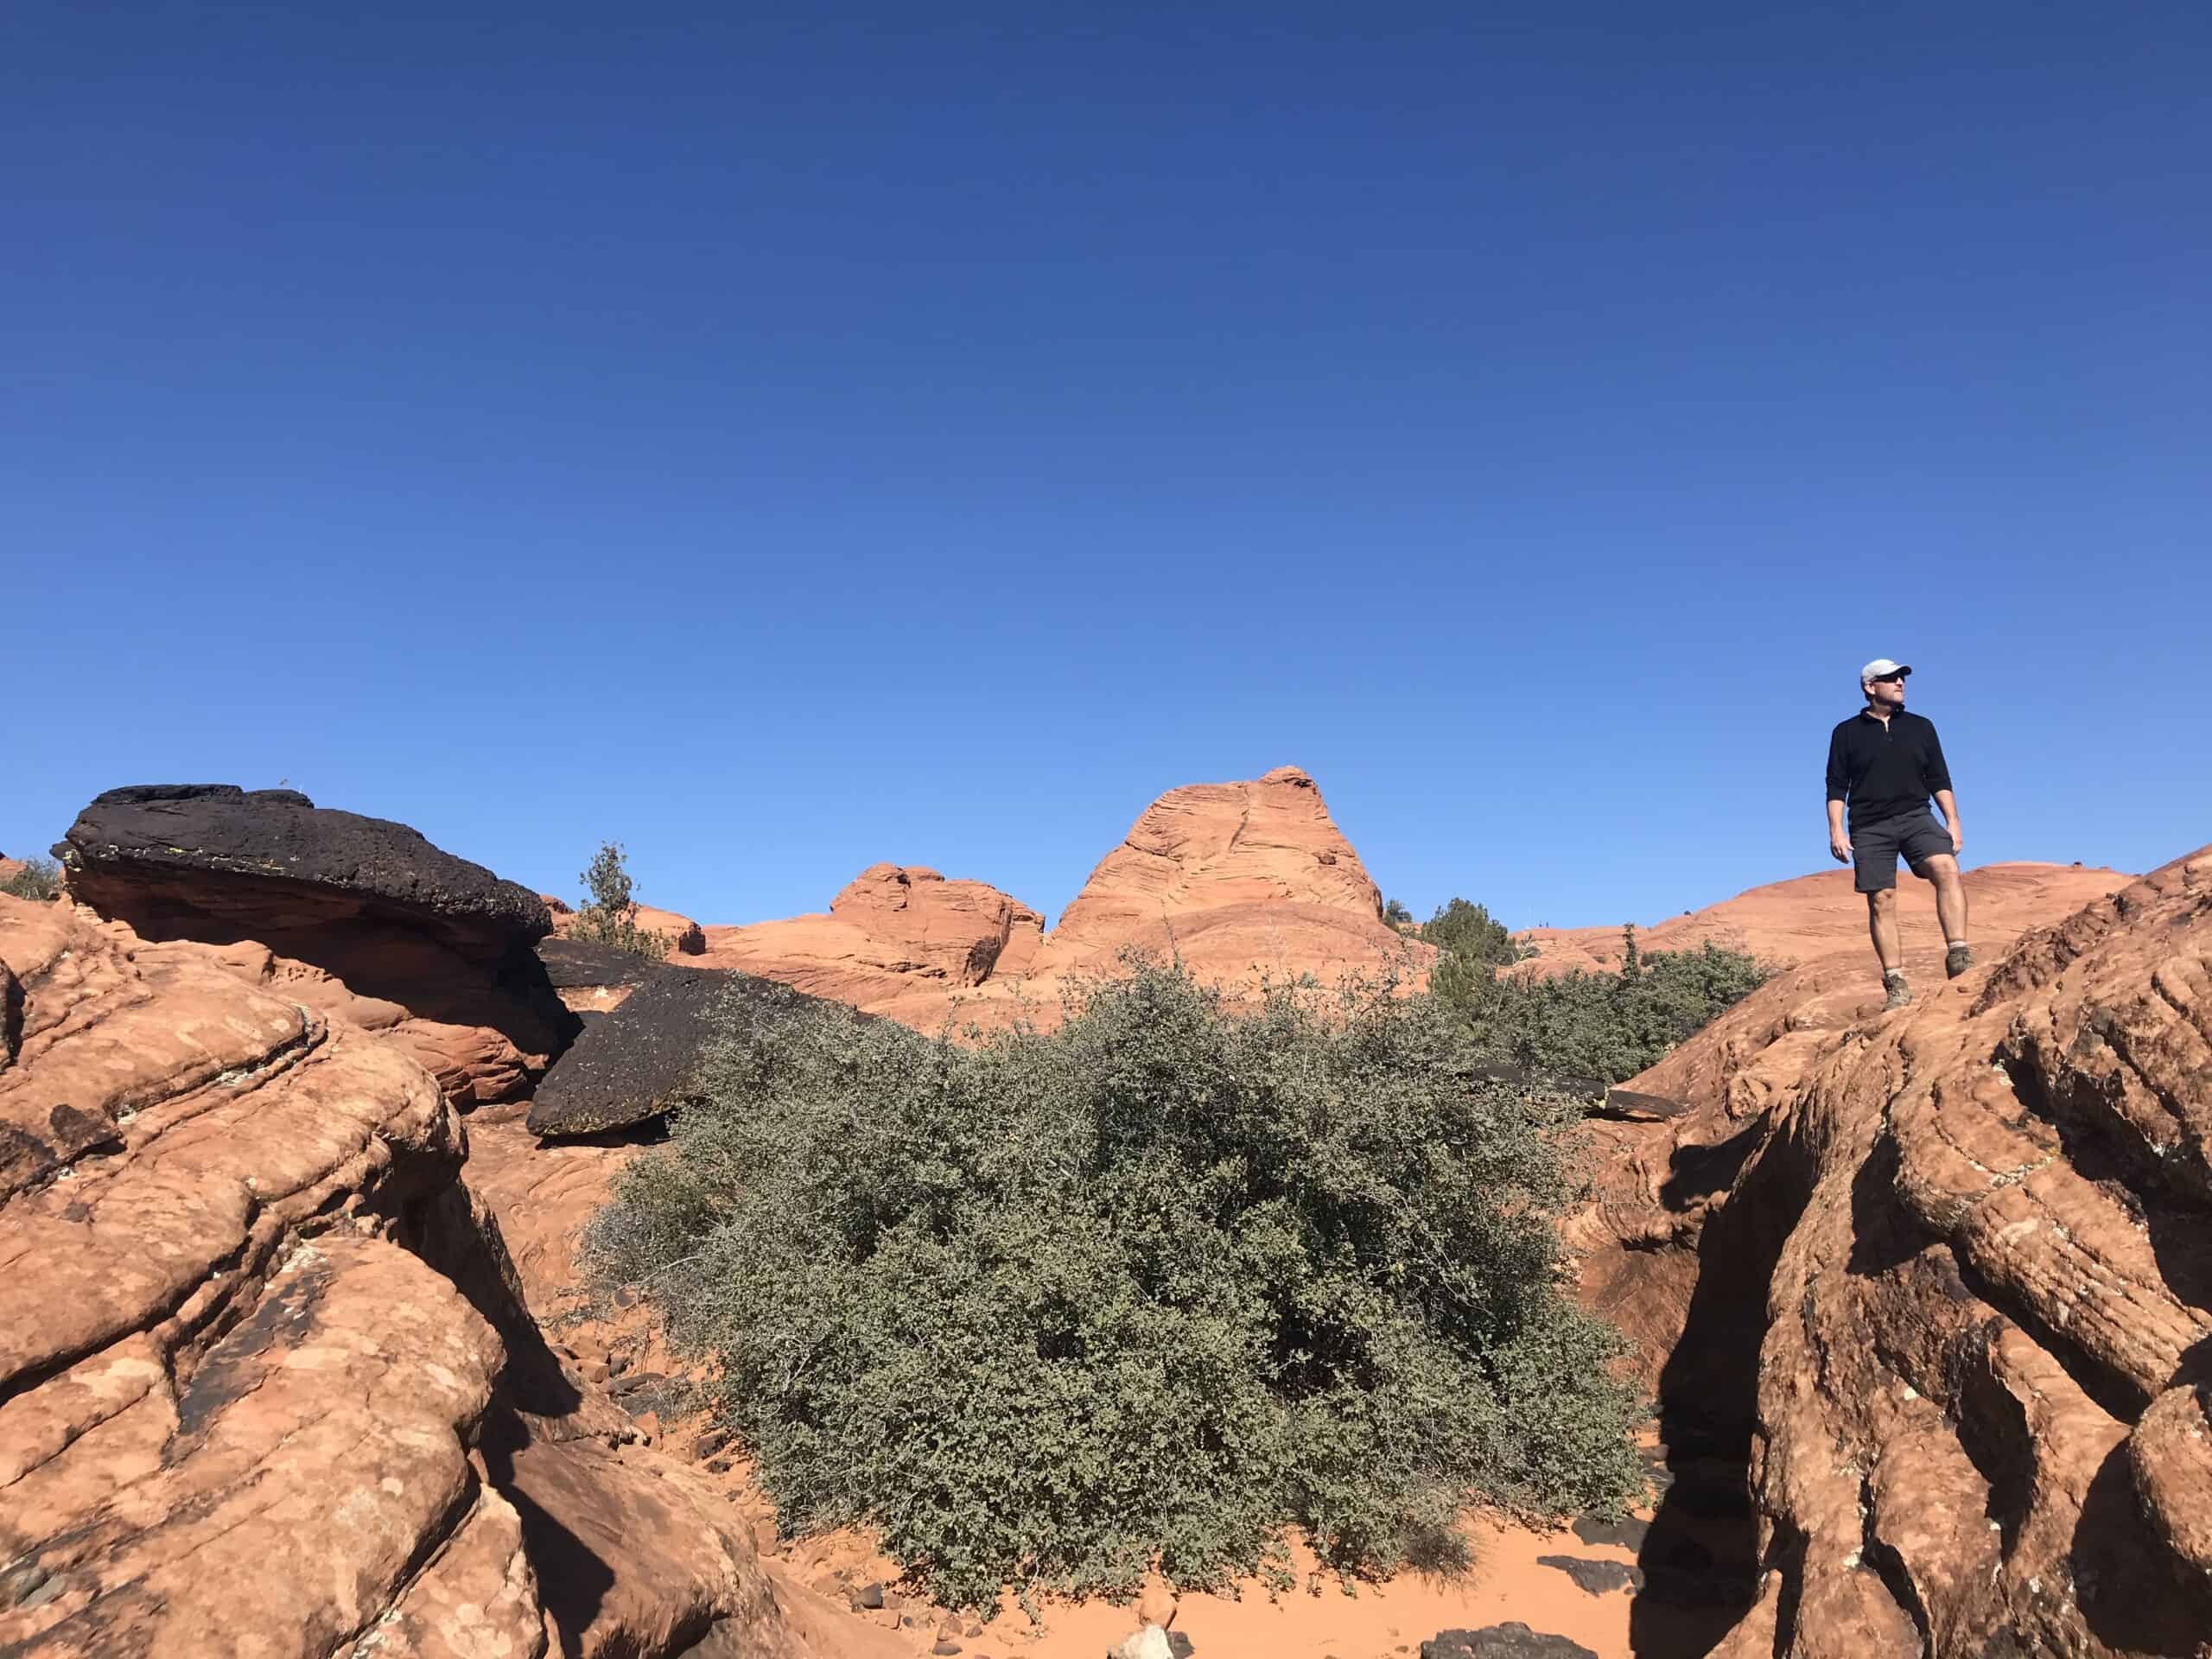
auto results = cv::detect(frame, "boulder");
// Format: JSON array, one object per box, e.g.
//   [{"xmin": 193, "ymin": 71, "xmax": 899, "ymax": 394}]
[
  {"xmin": 528, "ymin": 968, "xmax": 868, "ymax": 1138},
  {"xmin": 1421, "ymin": 1625, "xmax": 1598, "ymax": 1659},
  {"xmin": 540, "ymin": 935, "xmax": 671, "ymax": 1014},
  {"xmin": 1579, "ymin": 847, "xmax": 2212, "ymax": 1656},
  {"xmin": 0, "ymin": 893, "xmax": 899, "ymax": 1659},
  {"xmin": 53, "ymin": 784, "xmax": 578, "ymax": 1105}
]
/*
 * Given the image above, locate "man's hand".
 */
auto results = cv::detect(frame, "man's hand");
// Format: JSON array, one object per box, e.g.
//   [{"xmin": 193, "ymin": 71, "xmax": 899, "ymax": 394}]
[
  {"xmin": 1948, "ymin": 822, "xmax": 1963, "ymax": 855},
  {"xmin": 1830, "ymin": 830, "xmax": 1853, "ymax": 864}
]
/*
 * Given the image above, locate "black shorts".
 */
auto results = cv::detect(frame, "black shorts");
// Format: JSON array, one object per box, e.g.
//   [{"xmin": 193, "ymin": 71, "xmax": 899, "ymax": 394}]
[{"xmin": 1853, "ymin": 810, "xmax": 1954, "ymax": 893}]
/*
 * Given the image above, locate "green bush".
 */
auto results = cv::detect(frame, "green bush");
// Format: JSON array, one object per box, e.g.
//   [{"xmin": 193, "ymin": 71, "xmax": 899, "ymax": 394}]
[
  {"xmin": 1381, "ymin": 897, "xmax": 1413, "ymax": 928},
  {"xmin": 2, "ymin": 856, "xmax": 60, "ymax": 902},
  {"xmin": 584, "ymin": 959, "xmax": 1643, "ymax": 1609},
  {"xmin": 569, "ymin": 840, "xmax": 671, "ymax": 959},
  {"xmin": 1436, "ymin": 924, "xmax": 1767, "ymax": 1087},
  {"xmin": 1421, "ymin": 898, "xmax": 1525, "ymax": 966}
]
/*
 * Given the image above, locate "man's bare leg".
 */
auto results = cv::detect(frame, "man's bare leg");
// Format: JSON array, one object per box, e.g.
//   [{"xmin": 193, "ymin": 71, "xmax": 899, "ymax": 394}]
[
  {"xmin": 1867, "ymin": 888, "xmax": 1901, "ymax": 973},
  {"xmin": 1922, "ymin": 854, "xmax": 1972, "ymax": 975}
]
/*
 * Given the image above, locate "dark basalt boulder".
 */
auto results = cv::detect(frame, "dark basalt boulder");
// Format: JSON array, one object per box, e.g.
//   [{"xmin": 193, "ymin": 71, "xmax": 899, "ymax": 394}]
[
  {"xmin": 528, "ymin": 968, "xmax": 867, "ymax": 1138},
  {"xmin": 54, "ymin": 785, "xmax": 550, "ymax": 950},
  {"xmin": 1421, "ymin": 1626, "xmax": 1599, "ymax": 1659},
  {"xmin": 52, "ymin": 785, "xmax": 578, "ymax": 1106},
  {"xmin": 536, "ymin": 938, "xmax": 671, "ymax": 991},
  {"xmin": 1536, "ymin": 1554, "xmax": 1643, "ymax": 1596}
]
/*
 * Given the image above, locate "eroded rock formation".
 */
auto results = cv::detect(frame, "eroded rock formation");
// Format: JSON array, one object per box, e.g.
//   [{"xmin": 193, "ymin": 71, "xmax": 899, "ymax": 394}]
[
  {"xmin": 697, "ymin": 766, "xmax": 1427, "ymax": 1031},
  {"xmin": 1573, "ymin": 849, "xmax": 2212, "ymax": 1655},
  {"xmin": 53, "ymin": 785, "xmax": 578, "ymax": 1106},
  {"xmin": 0, "ymin": 893, "xmax": 895, "ymax": 1658},
  {"xmin": 695, "ymin": 863, "xmax": 1044, "ymax": 1022}
]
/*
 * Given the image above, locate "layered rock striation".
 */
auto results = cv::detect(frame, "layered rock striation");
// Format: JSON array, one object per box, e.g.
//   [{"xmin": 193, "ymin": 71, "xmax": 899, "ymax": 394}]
[
  {"xmin": 1573, "ymin": 849, "xmax": 2212, "ymax": 1655},
  {"xmin": 0, "ymin": 893, "xmax": 893, "ymax": 1658},
  {"xmin": 53, "ymin": 785, "xmax": 578, "ymax": 1105}
]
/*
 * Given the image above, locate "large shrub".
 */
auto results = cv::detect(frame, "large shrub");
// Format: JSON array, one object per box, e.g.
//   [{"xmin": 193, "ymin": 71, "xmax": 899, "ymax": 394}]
[
  {"xmin": 585, "ymin": 960, "xmax": 1643, "ymax": 1609},
  {"xmin": 1437, "ymin": 925, "xmax": 1768, "ymax": 1086},
  {"xmin": 569, "ymin": 840, "xmax": 671, "ymax": 959}
]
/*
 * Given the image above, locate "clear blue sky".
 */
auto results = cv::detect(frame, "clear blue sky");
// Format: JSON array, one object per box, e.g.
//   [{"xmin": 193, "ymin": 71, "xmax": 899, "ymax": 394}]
[{"xmin": 7, "ymin": 3, "xmax": 2207, "ymax": 931}]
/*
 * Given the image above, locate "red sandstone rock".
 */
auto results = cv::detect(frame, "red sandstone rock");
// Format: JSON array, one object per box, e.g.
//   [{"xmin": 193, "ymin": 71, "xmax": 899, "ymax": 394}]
[
  {"xmin": 0, "ymin": 895, "xmax": 899, "ymax": 1659},
  {"xmin": 1520, "ymin": 861, "xmax": 2128, "ymax": 978},
  {"xmin": 1574, "ymin": 849, "xmax": 2212, "ymax": 1654},
  {"xmin": 697, "ymin": 767, "xmax": 1427, "ymax": 1032},
  {"xmin": 696, "ymin": 864, "xmax": 1043, "ymax": 1016}
]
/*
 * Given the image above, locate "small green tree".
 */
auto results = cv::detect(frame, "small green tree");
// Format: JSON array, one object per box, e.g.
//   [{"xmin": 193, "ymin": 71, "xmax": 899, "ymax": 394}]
[
  {"xmin": 1, "ymin": 856, "xmax": 61, "ymax": 902},
  {"xmin": 570, "ymin": 841, "xmax": 671, "ymax": 959},
  {"xmin": 1382, "ymin": 897, "xmax": 1413, "ymax": 927},
  {"xmin": 1423, "ymin": 898, "xmax": 1525, "ymax": 967}
]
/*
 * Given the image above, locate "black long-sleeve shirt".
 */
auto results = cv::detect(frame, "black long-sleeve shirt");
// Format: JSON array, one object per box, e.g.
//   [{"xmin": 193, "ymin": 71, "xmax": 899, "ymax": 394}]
[{"xmin": 1825, "ymin": 710, "xmax": 1953, "ymax": 830}]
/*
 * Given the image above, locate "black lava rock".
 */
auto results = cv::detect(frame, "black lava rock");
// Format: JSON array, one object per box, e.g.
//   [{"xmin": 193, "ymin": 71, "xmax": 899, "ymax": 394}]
[
  {"xmin": 1421, "ymin": 1627, "xmax": 1599, "ymax": 1659},
  {"xmin": 1536, "ymin": 1554, "xmax": 1644, "ymax": 1596},
  {"xmin": 1570, "ymin": 1513, "xmax": 1650, "ymax": 1551},
  {"xmin": 536, "ymin": 937, "xmax": 671, "ymax": 990},
  {"xmin": 527, "ymin": 968, "xmax": 868, "ymax": 1137},
  {"xmin": 54, "ymin": 784, "xmax": 551, "ymax": 952}
]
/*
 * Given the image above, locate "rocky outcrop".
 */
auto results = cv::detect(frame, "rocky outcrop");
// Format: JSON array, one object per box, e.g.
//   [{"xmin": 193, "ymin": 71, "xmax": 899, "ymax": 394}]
[
  {"xmin": 528, "ymin": 969, "xmax": 870, "ymax": 1138},
  {"xmin": 53, "ymin": 785, "xmax": 579, "ymax": 1105},
  {"xmin": 695, "ymin": 865, "xmax": 1043, "ymax": 1022},
  {"xmin": 1575, "ymin": 849, "xmax": 2212, "ymax": 1655},
  {"xmin": 0, "ymin": 893, "xmax": 896, "ymax": 1659},
  {"xmin": 1520, "ymin": 861, "xmax": 2128, "ymax": 978},
  {"xmin": 697, "ymin": 768, "xmax": 1427, "ymax": 1032}
]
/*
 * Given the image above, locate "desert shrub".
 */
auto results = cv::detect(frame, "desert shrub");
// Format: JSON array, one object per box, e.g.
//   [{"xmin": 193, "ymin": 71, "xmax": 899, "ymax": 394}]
[
  {"xmin": 569, "ymin": 840, "xmax": 671, "ymax": 959},
  {"xmin": 1381, "ymin": 897, "xmax": 1413, "ymax": 927},
  {"xmin": 1436, "ymin": 924, "xmax": 1768, "ymax": 1087},
  {"xmin": 584, "ymin": 959, "xmax": 1643, "ymax": 1609},
  {"xmin": 2, "ymin": 856, "xmax": 60, "ymax": 902}
]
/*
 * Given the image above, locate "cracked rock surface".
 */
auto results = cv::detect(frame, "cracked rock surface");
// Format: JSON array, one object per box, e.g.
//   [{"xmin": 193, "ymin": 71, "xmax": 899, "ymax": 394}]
[
  {"xmin": 0, "ymin": 895, "xmax": 896, "ymax": 1659},
  {"xmin": 1573, "ymin": 846, "xmax": 2212, "ymax": 1656}
]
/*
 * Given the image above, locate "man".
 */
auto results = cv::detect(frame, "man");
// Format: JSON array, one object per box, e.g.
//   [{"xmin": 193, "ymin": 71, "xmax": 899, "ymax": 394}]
[{"xmin": 1825, "ymin": 658, "xmax": 1969, "ymax": 1010}]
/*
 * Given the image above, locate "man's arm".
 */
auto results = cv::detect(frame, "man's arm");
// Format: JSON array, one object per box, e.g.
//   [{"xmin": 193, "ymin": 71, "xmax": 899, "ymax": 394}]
[
  {"xmin": 1923, "ymin": 723, "xmax": 1959, "ymax": 853},
  {"xmin": 1826, "ymin": 728, "xmax": 1852, "ymax": 861},
  {"xmin": 1933, "ymin": 788, "xmax": 1962, "ymax": 854}
]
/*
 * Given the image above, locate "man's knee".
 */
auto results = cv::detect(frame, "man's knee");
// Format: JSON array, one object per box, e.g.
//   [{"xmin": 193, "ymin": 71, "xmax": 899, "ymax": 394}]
[
  {"xmin": 1920, "ymin": 854, "xmax": 1961, "ymax": 887},
  {"xmin": 1866, "ymin": 888, "xmax": 1896, "ymax": 915}
]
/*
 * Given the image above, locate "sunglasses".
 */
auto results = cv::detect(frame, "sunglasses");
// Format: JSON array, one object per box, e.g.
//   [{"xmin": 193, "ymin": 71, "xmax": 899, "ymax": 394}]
[{"xmin": 1870, "ymin": 672, "xmax": 1908, "ymax": 684}]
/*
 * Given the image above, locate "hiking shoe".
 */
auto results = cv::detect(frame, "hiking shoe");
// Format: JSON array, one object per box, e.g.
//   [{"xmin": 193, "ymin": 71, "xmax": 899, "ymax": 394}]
[
  {"xmin": 1883, "ymin": 972, "xmax": 1912, "ymax": 1011},
  {"xmin": 1945, "ymin": 944, "xmax": 1974, "ymax": 980}
]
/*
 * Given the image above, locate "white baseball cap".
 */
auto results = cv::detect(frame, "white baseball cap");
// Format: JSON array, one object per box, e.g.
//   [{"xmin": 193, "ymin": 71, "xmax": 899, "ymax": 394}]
[{"xmin": 1859, "ymin": 658, "xmax": 1912, "ymax": 684}]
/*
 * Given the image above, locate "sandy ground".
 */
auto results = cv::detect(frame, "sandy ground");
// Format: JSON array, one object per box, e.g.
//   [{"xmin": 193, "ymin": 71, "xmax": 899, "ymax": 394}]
[{"xmin": 466, "ymin": 1114, "xmax": 1652, "ymax": 1659}]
